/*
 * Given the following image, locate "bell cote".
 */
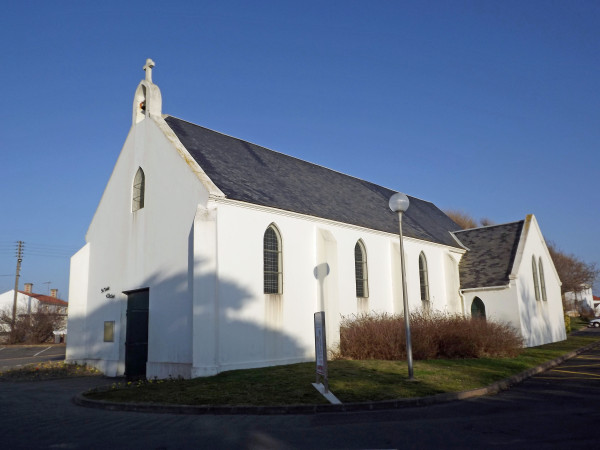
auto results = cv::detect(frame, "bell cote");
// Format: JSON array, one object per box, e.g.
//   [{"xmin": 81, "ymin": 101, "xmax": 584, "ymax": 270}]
[{"xmin": 132, "ymin": 58, "xmax": 162, "ymax": 124}]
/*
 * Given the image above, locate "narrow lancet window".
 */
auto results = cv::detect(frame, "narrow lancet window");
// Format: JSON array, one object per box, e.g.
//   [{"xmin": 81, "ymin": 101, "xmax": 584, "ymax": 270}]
[
  {"xmin": 132, "ymin": 168, "xmax": 145, "ymax": 212},
  {"xmin": 532, "ymin": 256, "xmax": 540, "ymax": 301},
  {"xmin": 354, "ymin": 240, "xmax": 369, "ymax": 298},
  {"xmin": 539, "ymin": 257, "xmax": 547, "ymax": 301},
  {"xmin": 264, "ymin": 225, "xmax": 282, "ymax": 294},
  {"xmin": 419, "ymin": 252, "xmax": 430, "ymax": 309}
]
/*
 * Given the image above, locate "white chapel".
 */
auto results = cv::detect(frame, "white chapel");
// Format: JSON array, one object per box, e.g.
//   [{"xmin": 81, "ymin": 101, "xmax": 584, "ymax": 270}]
[{"xmin": 66, "ymin": 60, "xmax": 566, "ymax": 379}]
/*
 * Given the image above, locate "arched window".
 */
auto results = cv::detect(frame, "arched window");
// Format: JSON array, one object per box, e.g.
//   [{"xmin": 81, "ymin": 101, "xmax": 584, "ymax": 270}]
[
  {"xmin": 471, "ymin": 297, "xmax": 486, "ymax": 320},
  {"xmin": 354, "ymin": 240, "xmax": 369, "ymax": 298},
  {"xmin": 264, "ymin": 225, "xmax": 282, "ymax": 294},
  {"xmin": 132, "ymin": 168, "xmax": 145, "ymax": 211},
  {"xmin": 532, "ymin": 256, "xmax": 540, "ymax": 301},
  {"xmin": 539, "ymin": 257, "xmax": 547, "ymax": 301},
  {"xmin": 419, "ymin": 252, "xmax": 430, "ymax": 309}
]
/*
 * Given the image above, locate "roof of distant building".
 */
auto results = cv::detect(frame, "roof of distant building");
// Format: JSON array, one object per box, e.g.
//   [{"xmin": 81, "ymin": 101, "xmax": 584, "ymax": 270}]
[
  {"xmin": 453, "ymin": 221, "xmax": 525, "ymax": 289},
  {"xmin": 18, "ymin": 291, "xmax": 68, "ymax": 307},
  {"xmin": 164, "ymin": 116, "xmax": 463, "ymax": 248}
]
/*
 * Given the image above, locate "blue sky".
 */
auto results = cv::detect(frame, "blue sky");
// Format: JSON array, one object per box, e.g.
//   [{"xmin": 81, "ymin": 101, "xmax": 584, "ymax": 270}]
[{"xmin": 1, "ymin": 0, "xmax": 598, "ymax": 297}]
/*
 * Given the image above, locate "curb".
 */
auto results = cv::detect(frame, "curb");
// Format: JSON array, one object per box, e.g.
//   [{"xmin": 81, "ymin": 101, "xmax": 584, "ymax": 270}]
[{"xmin": 73, "ymin": 340, "xmax": 600, "ymax": 415}]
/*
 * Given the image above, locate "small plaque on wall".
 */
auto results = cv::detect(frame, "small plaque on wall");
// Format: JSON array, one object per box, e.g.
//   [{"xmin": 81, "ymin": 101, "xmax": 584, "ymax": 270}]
[{"xmin": 104, "ymin": 321, "xmax": 115, "ymax": 342}]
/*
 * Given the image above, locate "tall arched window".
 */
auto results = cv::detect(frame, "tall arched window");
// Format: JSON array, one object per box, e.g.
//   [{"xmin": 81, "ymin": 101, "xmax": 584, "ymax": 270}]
[
  {"xmin": 354, "ymin": 240, "xmax": 369, "ymax": 298},
  {"xmin": 471, "ymin": 297, "xmax": 486, "ymax": 320},
  {"xmin": 132, "ymin": 167, "xmax": 145, "ymax": 211},
  {"xmin": 264, "ymin": 225, "xmax": 282, "ymax": 294},
  {"xmin": 539, "ymin": 257, "xmax": 547, "ymax": 301},
  {"xmin": 532, "ymin": 256, "xmax": 540, "ymax": 301},
  {"xmin": 419, "ymin": 252, "xmax": 430, "ymax": 309}
]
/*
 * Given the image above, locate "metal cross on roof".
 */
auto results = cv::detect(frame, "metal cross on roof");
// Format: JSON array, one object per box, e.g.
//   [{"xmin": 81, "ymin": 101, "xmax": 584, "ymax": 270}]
[{"xmin": 143, "ymin": 58, "xmax": 155, "ymax": 83}]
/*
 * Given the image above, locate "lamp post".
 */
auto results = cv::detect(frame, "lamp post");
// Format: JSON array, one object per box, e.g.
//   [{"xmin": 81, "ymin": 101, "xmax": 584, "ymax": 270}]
[{"xmin": 389, "ymin": 192, "xmax": 414, "ymax": 379}]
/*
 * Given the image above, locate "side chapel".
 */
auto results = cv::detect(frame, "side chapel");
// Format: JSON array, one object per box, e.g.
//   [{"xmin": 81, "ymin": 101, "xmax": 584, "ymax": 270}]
[{"xmin": 66, "ymin": 60, "xmax": 566, "ymax": 379}]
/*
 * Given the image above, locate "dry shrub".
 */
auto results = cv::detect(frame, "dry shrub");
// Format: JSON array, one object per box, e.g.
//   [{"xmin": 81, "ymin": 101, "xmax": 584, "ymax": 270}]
[
  {"xmin": 0, "ymin": 307, "xmax": 65, "ymax": 344},
  {"xmin": 338, "ymin": 311, "xmax": 522, "ymax": 360}
]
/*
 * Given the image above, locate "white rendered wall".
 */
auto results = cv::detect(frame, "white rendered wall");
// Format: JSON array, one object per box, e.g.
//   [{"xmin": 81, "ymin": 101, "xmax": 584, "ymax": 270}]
[
  {"xmin": 65, "ymin": 244, "xmax": 90, "ymax": 362},
  {"xmin": 462, "ymin": 217, "xmax": 566, "ymax": 348},
  {"xmin": 514, "ymin": 216, "xmax": 566, "ymax": 347},
  {"xmin": 462, "ymin": 287, "xmax": 521, "ymax": 334},
  {"xmin": 191, "ymin": 199, "xmax": 465, "ymax": 375},
  {"xmin": 67, "ymin": 116, "xmax": 211, "ymax": 378}
]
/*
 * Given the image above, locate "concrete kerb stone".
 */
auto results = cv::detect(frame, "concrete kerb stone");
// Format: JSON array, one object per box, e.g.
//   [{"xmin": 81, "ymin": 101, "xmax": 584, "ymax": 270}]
[{"xmin": 73, "ymin": 339, "xmax": 600, "ymax": 416}]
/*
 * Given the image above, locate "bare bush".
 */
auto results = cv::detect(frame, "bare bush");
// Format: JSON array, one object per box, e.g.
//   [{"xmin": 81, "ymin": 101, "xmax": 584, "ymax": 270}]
[
  {"xmin": 0, "ymin": 306, "xmax": 65, "ymax": 344},
  {"xmin": 338, "ymin": 311, "xmax": 522, "ymax": 360}
]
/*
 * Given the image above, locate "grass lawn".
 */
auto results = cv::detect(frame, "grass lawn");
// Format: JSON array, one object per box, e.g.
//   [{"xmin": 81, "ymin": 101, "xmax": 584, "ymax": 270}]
[{"xmin": 84, "ymin": 333, "xmax": 600, "ymax": 406}]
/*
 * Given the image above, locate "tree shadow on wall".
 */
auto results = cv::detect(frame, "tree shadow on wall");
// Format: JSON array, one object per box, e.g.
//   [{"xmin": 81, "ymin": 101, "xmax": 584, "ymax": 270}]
[
  {"xmin": 66, "ymin": 260, "xmax": 306, "ymax": 378},
  {"xmin": 518, "ymin": 285, "xmax": 565, "ymax": 347}
]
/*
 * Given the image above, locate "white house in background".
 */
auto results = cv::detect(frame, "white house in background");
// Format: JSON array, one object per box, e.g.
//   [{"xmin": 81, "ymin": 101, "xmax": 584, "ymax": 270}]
[
  {"xmin": 564, "ymin": 286, "xmax": 595, "ymax": 316},
  {"xmin": 0, "ymin": 283, "xmax": 68, "ymax": 341},
  {"xmin": 66, "ymin": 60, "xmax": 566, "ymax": 379}
]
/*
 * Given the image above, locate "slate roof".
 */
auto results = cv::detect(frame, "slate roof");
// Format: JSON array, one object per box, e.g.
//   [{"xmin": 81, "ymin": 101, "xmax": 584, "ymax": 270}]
[
  {"xmin": 164, "ymin": 116, "xmax": 463, "ymax": 248},
  {"xmin": 453, "ymin": 221, "xmax": 525, "ymax": 289},
  {"xmin": 18, "ymin": 291, "xmax": 68, "ymax": 307}
]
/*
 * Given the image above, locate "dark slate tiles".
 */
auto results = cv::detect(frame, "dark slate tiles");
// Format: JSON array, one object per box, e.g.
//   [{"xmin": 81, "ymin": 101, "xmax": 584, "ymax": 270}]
[
  {"xmin": 164, "ymin": 116, "xmax": 463, "ymax": 248},
  {"xmin": 454, "ymin": 221, "xmax": 524, "ymax": 289}
]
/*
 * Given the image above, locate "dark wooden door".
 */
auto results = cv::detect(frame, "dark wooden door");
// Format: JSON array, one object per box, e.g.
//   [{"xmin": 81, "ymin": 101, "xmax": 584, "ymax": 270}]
[{"xmin": 125, "ymin": 289, "xmax": 149, "ymax": 379}]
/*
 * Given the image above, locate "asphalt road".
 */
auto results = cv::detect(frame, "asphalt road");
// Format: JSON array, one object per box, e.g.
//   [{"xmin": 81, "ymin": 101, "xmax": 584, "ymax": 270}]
[
  {"xmin": 1, "ymin": 332, "xmax": 599, "ymax": 449},
  {"xmin": 0, "ymin": 344, "xmax": 66, "ymax": 371}
]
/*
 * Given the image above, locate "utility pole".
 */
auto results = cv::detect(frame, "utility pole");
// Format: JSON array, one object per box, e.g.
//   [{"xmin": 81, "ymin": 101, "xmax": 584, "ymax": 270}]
[{"xmin": 12, "ymin": 241, "xmax": 24, "ymax": 333}]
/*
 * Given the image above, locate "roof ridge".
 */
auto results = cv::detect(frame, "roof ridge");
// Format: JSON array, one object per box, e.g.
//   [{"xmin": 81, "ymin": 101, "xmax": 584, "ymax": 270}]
[{"xmin": 453, "ymin": 219, "xmax": 525, "ymax": 234}]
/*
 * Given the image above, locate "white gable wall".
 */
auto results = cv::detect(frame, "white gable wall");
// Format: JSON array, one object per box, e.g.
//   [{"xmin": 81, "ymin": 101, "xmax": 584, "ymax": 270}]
[
  {"xmin": 514, "ymin": 215, "xmax": 566, "ymax": 347},
  {"xmin": 67, "ymin": 116, "xmax": 212, "ymax": 377},
  {"xmin": 460, "ymin": 216, "xmax": 566, "ymax": 348}
]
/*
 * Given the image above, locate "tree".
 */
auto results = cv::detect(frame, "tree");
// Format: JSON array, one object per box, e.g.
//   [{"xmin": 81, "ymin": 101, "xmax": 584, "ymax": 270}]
[
  {"xmin": 444, "ymin": 210, "xmax": 495, "ymax": 230},
  {"xmin": 444, "ymin": 210, "xmax": 478, "ymax": 229},
  {"xmin": 479, "ymin": 217, "xmax": 496, "ymax": 227},
  {"xmin": 0, "ymin": 305, "xmax": 65, "ymax": 344},
  {"xmin": 547, "ymin": 242, "xmax": 599, "ymax": 296}
]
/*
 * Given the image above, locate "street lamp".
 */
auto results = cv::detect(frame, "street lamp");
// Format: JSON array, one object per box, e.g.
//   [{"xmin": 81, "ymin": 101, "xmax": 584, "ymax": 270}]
[{"xmin": 389, "ymin": 192, "xmax": 414, "ymax": 379}]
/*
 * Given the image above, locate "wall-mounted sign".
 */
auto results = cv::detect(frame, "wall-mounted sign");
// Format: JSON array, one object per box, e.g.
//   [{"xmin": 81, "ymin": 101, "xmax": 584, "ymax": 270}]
[{"xmin": 101, "ymin": 287, "xmax": 115, "ymax": 298}]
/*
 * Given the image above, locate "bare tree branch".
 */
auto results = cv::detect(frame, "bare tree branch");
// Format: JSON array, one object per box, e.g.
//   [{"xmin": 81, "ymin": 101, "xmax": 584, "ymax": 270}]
[{"xmin": 547, "ymin": 242, "xmax": 599, "ymax": 295}]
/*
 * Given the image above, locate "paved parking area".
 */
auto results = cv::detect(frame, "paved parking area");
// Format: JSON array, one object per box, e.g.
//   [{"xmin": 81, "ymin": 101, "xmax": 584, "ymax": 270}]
[
  {"xmin": 0, "ymin": 345, "xmax": 65, "ymax": 371},
  {"xmin": 535, "ymin": 351, "xmax": 600, "ymax": 381},
  {"xmin": 0, "ymin": 333, "xmax": 599, "ymax": 449}
]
